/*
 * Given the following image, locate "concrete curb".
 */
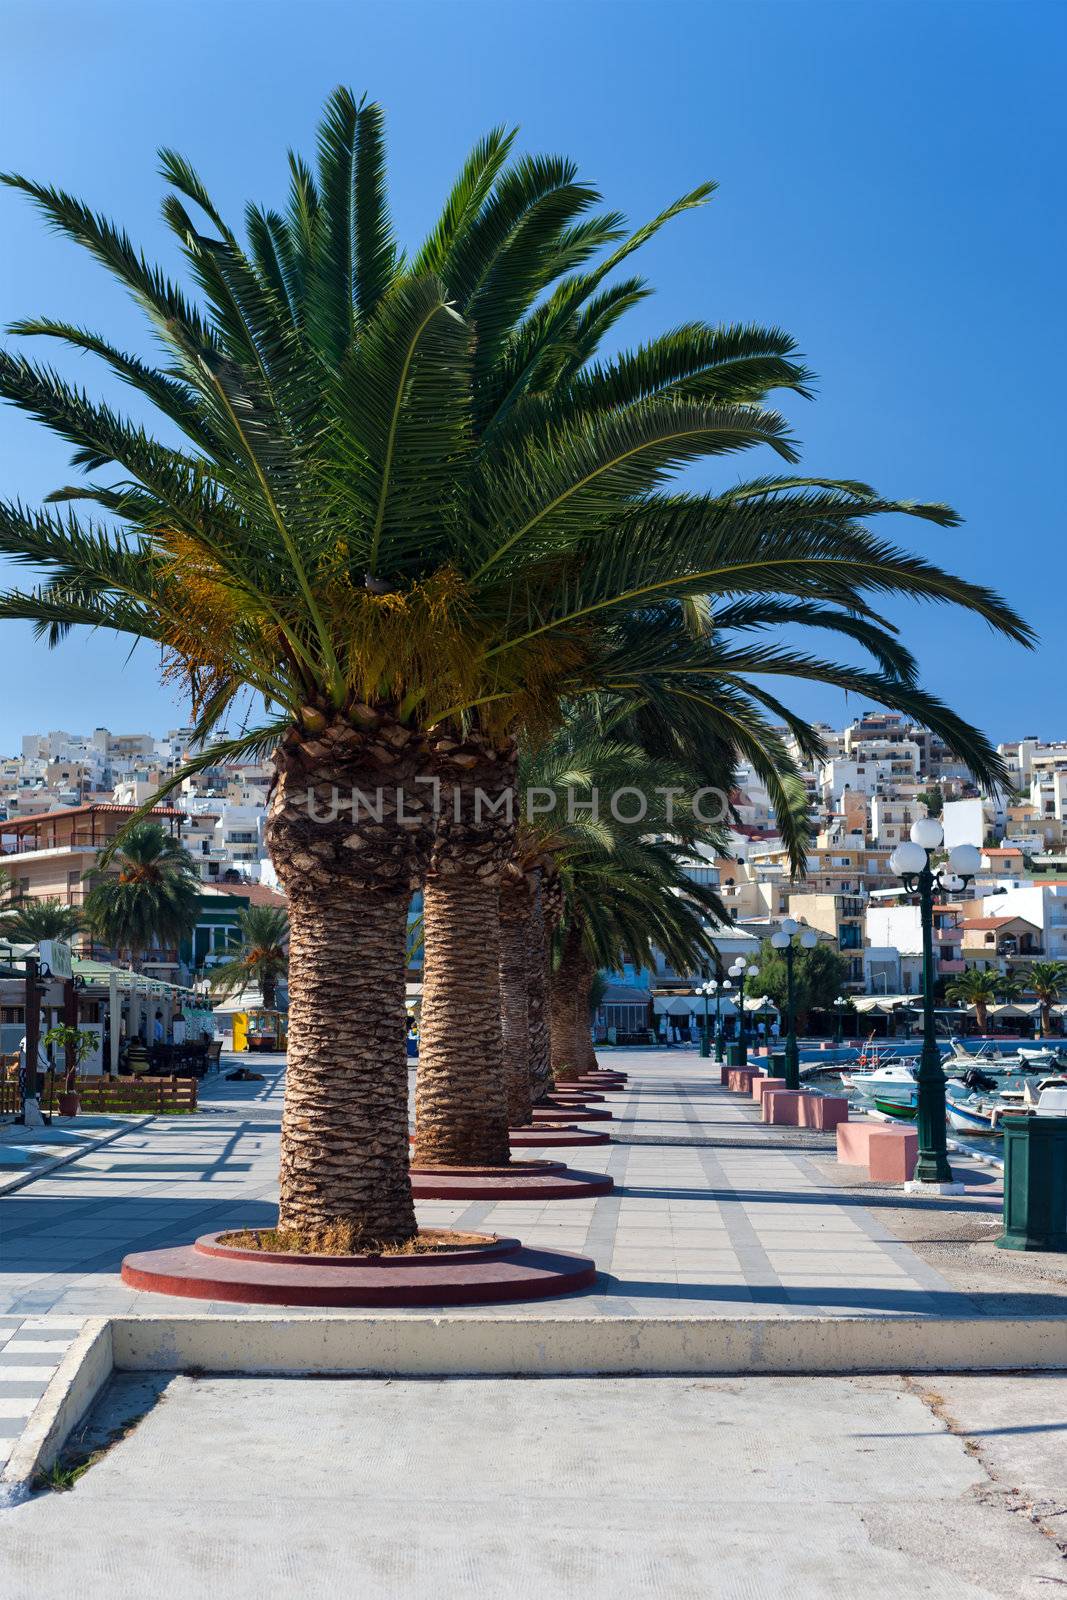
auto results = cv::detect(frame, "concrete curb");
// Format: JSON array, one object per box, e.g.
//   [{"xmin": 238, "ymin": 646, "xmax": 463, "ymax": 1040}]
[
  {"xmin": 0, "ymin": 1319, "xmax": 114, "ymax": 1508},
  {"xmin": 0, "ymin": 1117, "xmax": 154, "ymax": 1196},
  {"xmin": 111, "ymin": 1312, "xmax": 1067, "ymax": 1378}
]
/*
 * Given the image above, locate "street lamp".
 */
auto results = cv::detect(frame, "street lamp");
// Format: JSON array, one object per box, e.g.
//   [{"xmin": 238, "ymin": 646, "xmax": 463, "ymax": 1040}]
[
  {"xmin": 728, "ymin": 958, "xmax": 754, "ymax": 1063},
  {"xmin": 889, "ymin": 820, "xmax": 980, "ymax": 1189},
  {"xmin": 699, "ymin": 979, "xmax": 715, "ymax": 1059},
  {"xmin": 832, "ymin": 994, "xmax": 850, "ymax": 1045},
  {"xmin": 770, "ymin": 920, "xmax": 818, "ymax": 1089}
]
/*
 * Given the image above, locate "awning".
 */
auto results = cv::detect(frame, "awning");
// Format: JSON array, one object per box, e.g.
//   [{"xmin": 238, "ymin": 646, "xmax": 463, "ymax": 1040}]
[
  {"xmin": 988, "ymin": 1001, "xmax": 1041, "ymax": 1017},
  {"xmin": 653, "ymin": 996, "xmax": 697, "ymax": 1017}
]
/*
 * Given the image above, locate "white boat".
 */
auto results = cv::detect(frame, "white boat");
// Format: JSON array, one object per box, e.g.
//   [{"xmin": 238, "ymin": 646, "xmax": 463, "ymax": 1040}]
[
  {"xmin": 1017, "ymin": 1044, "xmax": 1067, "ymax": 1070},
  {"xmin": 840, "ymin": 1061, "xmax": 918, "ymax": 1119},
  {"xmin": 944, "ymin": 1038, "xmax": 1059, "ymax": 1074}
]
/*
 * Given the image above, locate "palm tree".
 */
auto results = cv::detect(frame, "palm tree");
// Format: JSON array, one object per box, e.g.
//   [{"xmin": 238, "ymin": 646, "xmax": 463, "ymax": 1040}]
[
  {"xmin": 83, "ymin": 822, "xmax": 201, "ymax": 970},
  {"xmin": 945, "ymin": 966, "xmax": 1000, "ymax": 1032},
  {"xmin": 0, "ymin": 90, "xmax": 1031, "ymax": 1242},
  {"xmin": 550, "ymin": 841, "xmax": 720, "ymax": 1079},
  {"xmin": 209, "ymin": 904, "xmax": 289, "ymax": 1010},
  {"xmin": 500, "ymin": 710, "xmax": 726, "ymax": 1107},
  {"xmin": 996, "ymin": 972, "xmax": 1024, "ymax": 1005},
  {"xmin": 1026, "ymin": 960, "xmax": 1067, "ymax": 1037},
  {"xmin": 1, "ymin": 898, "xmax": 85, "ymax": 944}
]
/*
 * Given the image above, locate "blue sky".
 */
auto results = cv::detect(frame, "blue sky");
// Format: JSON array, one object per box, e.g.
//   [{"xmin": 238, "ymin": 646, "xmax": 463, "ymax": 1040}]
[{"xmin": 1, "ymin": 0, "xmax": 1063, "ymax": 754}]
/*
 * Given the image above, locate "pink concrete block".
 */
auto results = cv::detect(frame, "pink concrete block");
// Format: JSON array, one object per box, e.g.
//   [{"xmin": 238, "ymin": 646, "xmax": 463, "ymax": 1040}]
[
  {"xmin": 719, "ymin": 1064, "xmax": 732, "ymax": 1086},
  {"xmin": 798, "ymin": 1094, "xmax": 850, "ymax": 1131},
  {"xmin": 836, "ymin": 1121, "xmax": 875, "ymax": 1166},
  {"xmin": 753, "ymin": 1075, "xmax": 786, "ymax": 1104},
  {"xmin": 762, "ymin": 1089, "xmax": 804, "ymax": 1125},
  {"xmin": 727, "ymin": 1069, "xmax": 757, "ymax": 1093},
  {"xmin": 867, "ymin": 1128, "xmax": 918, "ymax": 1185}
]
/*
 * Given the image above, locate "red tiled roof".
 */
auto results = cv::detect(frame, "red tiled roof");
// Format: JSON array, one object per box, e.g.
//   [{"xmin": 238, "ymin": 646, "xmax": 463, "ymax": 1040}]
[
  {"xmin": 962, "ymin": 915, "xmax": 1036, "ymax": 931},
  {"xmin": 0, "ymin": 801, "xmax": 183, "ymax": 831},
  {"xmin": 982, "ymin": 847, "xmax": 1023, "ymax": 857}
]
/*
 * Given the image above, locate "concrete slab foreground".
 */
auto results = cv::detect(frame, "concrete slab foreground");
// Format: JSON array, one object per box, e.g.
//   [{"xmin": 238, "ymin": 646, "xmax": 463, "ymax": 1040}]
[{"xmin": 2, "ymin": 1372, "xmax": 1063, "ymax": 1599}]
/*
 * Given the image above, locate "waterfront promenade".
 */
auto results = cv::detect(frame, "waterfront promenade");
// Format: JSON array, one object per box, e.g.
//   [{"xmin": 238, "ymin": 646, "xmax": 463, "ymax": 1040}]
[
  {"xmin": 0, "ymin": 1051, "xmax": 1007, "ymax": 1325},
  {"xmin": 3, "ymin": 1050, "xmax": 1067, "ymax": 1596}
]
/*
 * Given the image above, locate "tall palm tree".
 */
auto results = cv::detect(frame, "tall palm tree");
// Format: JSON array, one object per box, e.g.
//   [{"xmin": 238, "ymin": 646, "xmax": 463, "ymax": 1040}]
[
  {"xmin": 1, "ymin": 898, "xmax": 84, "ymax": 944},
  {"xmin": 83, "ymin": 821, "xmax": 201, "ymax": 969},
  {"xmin": 1025, "ymin": 960, "xmax": 1067, "ymax": 1037},
  {"xmin": 0, "ymin": 90, "xmax": 1031, "ymax": 1242},
  {"xmin": 550, "ymin": 841, "xmax": 720, "ymax": 1080},
  {"xmin": 208, "ymin": 904, "xmax": 290, "ymax": 1010},
  {"xmin": 945, "ymin": 965, "xmax": 1000, "ymax": 1032}
]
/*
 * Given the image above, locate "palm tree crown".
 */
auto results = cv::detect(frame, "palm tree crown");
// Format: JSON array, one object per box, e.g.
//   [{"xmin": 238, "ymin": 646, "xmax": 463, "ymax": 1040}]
[
  {"xmin": 83, "ymin": 821, "xmax": 201, "ymax": 966},
  {"xmin": 1, "ymin": 898, "xmax": 85, "ymax": 945},
  {"xmin": 209, "ymin": 904, "xmax": 289, "ymax": 1010},
  {"xmin": 0, "ymin": 87, "xmax": 1031, "ymax": 812}
]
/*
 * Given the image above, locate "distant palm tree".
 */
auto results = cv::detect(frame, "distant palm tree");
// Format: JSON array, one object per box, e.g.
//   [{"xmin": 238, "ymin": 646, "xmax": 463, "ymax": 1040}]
[
  {"xmin": 209, "ymin": 905, "xmax": 289, "ymax": 1010},
  {"xmin": 945, "ymin": 966, "xmax": 1000, "ymax": 1032},
  {"xmin": 1026, "ymin": 960, "xmax": 1067, "ymax": 1037},
  {"xmin": 2, "ymin": 899, "xmax": 84, "ymax": 944},
  {"xmin": 83, "ymin": 822, "xmax": 201, "ymax": 970},
  {"xmin": 996, "ymin": 972, "xmax": 1024, "ymax": 1005},
  {"xmin": 0, "ymin": 869, "xmax": 26, "ymax": 920}
]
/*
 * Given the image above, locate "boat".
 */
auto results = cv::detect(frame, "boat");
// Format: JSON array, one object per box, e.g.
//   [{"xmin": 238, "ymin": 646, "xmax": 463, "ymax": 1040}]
[
  {"xmin": 841, "ymin": 1061, "xmax": 918, "ymax": 1118},
  {"xmin": 1017, "ymin": 1044, "xmax": 1067, "ymax": 1069},
  {"xmin": 943, "ymin": 1037, "xmax": 1059, "ymax": 1074},
  {"xmin": 945, "ymin": 1075, "xmax": 1067, "ymax": 1135}
]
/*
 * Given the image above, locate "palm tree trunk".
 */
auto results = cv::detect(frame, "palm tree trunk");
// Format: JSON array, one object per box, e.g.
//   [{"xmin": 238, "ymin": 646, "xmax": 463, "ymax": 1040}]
[
  {"xmin": 576, "ymin": 952, "xmax": 599, "ymax": 1071},
  {"xmin": 976, "ymin": 999, "xmax": 988, "ymax": 1032},
  {"xmin": 499, "ymin": 873, "xmax": 533, "ymax": 1128},
  {"xmin": 412, "ymin": 740, "xmax": 516, "ymax": 1167},
  {"xmin": 266, "ymin": 715, "xmax": 435, "ymax": 1246},
  {"xmin": 279, "ymin": 881, "xmax": 415, "ymax": 1240},
  {"xmin": 550, "ymin": 922, "xmax": 585, "ymax": 1084},
  {"xmin": 262, "ymin": 971, "xmax": 277, "ymax": 1011},
  {"xmin": 527, "ymin": 874, "xmax": 552, "ymax": 1104}
]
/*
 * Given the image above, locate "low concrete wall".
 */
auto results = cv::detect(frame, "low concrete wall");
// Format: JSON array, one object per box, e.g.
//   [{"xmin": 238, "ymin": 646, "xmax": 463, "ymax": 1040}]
[
  {"xmin": 110, "ymin": 1313, "xmax": 1067, "ymax": 1377},
  {"xmin": 0, "ymin": 1319, "xmax": 114, "ymax": 1506}
]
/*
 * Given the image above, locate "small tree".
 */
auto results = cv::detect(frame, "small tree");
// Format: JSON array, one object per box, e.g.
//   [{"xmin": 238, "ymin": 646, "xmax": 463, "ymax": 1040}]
[
  {"xmin": 43, "ymin": 1025, "xmax": 98, "ymax": 1092},
  {"xmin": 1026, "ymin": 960, "xmax": 1067, "ymax": 1037},
  {"xmin": 209, "ymin": 906, "xmax": 289, "ymax": 1010},
  {"xmin": 917, "ymin": 785, "xmax": 944, "ymax": 819},
  {"xmin": 945, "ymin": 965, "xmax": 1000, "ymax": 1031},
  {"xmin": 83, "ymin": 821, "xmax": 201, "ymax": 969},
  {"xmin": 753, "ymin": 937, "xmax": 849, "ymax": 1030}
]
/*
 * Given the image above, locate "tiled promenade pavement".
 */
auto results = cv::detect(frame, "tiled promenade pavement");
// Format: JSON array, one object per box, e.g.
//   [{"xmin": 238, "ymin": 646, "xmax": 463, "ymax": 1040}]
[{"xmin": 0, "ymin": 1050, "xmax": 974, "ymax": 1338}]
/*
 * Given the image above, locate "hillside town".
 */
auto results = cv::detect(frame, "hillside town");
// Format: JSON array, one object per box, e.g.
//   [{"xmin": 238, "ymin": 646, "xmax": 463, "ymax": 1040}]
[{"xmin": 4, "ymin": 713, "xmax": 1066, "ymax": 1041}]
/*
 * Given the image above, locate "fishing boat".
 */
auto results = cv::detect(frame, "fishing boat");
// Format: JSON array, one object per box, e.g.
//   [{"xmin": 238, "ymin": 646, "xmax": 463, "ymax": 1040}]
[{"xmin": 945, "ymin": 1075, "xmax": 1067, "ymax": 1135}]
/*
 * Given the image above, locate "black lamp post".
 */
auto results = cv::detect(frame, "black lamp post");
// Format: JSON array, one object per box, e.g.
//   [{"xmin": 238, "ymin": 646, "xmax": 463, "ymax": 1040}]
[
  {"xmin": 770, "ymin": 920, "xmax": 818, "ymax": 1090},
  {"xmin": 728, "ymin": 959, "xmax": 753, "ymax": 1064},
  {"xmin": 833, "ymin": 995, "xmax": 849, "ymax": 1045},
  {"xmin": 889, "ymin": 820, "xmax": 980, "ymax": 1187}
]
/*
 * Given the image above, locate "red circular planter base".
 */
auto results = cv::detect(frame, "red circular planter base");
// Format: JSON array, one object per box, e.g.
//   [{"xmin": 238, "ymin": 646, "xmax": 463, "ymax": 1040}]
[
  {"xmin": 409, "ymin": 1159, "xmax": 613, "ymax": 1199},
  {"xmin": 509, "ymin": 1124, "xmax": 612, "ymax": 1148},
  {"xmin": 531, "ymin": 1103, "xmax": 613, "ymax": 1122},
  {"xmin": 544, "ymin": 1088, "xmax": 607, "ymax": 1103},
  {"xmin": 121, "ymin": 1231, "xmax": 596, "ymax": 1307}
]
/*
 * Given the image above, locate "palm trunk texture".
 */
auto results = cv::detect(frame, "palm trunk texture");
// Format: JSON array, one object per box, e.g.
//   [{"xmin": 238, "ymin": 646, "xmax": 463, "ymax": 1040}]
[
  {"xmin": 526, "ymin": 876, "xmax": 552, "ymax": 1104},
  {"xmin": 267, "ymin": 715, "xmax": 434, "ymax": 1245},
  {"xmin": 412, "ymin": 741, "xmax": 517, "ymax": 1167},
  {"xmin": 550, "ymin": 922, "xmax": 585, "ymax": 1084},
  {"xmin": 576, "ymin": 953, "xmax": 599, "ymax": 1072},
  {"xmin": 499, "ymin": 874, "xmax": 534, "ymax": 1128}
]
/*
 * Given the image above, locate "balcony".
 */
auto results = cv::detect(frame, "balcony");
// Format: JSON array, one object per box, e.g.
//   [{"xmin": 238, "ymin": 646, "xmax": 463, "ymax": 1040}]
[{"xmin": 939, "ymin": 959, "xmax": 965, "ymax": 975}]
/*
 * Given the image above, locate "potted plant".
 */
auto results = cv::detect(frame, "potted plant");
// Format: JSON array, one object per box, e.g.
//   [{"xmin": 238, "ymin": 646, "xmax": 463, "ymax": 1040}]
[{"xmin": 43, "ymin": 1026, "xmax": 98, "ymax": 1118}]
